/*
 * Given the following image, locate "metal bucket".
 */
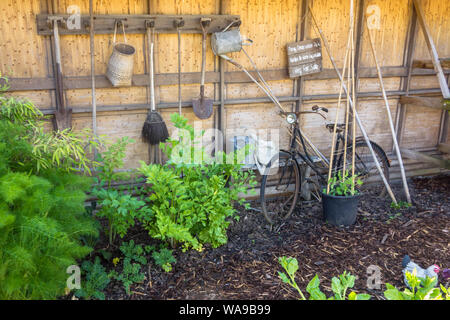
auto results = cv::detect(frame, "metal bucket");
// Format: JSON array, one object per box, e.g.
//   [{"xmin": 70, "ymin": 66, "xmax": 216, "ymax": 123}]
[
  {"xmin": 211, "ymin": 29, "xmax": 252, "ymax": 56},
  {"xmin": 106, "ymin": 23, "xmax": 136, "ymax": 87}
]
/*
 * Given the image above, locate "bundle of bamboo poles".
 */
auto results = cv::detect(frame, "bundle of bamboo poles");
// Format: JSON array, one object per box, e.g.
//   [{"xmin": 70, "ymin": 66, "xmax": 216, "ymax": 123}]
[{"xmin": 325, "ymin": 0, "xmax": 358, "ymax": 194}]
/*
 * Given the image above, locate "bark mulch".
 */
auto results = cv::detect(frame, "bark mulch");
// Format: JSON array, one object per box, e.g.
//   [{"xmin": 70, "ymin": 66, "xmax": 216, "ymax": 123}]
[{"xmin": 91, "ymin": 175, "xmax": 450, "ymax": 300}]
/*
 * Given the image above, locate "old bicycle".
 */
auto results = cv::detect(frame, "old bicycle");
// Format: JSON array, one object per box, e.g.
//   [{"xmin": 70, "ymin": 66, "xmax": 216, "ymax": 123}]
[{"xmin": 259, "ymin": 105, "xmax": 390, "ymax": 224}]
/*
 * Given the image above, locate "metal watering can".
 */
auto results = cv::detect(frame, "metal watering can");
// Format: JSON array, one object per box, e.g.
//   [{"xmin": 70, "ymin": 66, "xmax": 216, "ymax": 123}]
[
  {"xmin": 211, "ymin": 25, "xmax": 285, "ymax": 113},
  {"xmin": 211, "ymin": 29, "xmax": 253, "ymax": 56}
]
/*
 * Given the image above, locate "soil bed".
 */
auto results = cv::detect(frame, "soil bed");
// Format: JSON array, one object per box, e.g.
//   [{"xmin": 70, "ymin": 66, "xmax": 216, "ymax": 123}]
[{"xmin": 81, "ymin": 174, "xmax": 450, "ymax": 300}]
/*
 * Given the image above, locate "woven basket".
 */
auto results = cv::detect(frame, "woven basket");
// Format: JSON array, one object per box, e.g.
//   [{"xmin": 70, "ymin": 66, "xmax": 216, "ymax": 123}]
[{"xmin": 106, "ymin": 22, "xmax": 135, "ymax": 87}]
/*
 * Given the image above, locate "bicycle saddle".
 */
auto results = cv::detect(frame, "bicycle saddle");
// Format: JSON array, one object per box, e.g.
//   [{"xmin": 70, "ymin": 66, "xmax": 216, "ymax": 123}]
[{"xmin": 326, "ymin": 123, "xmax": 346, "ymax": 132}]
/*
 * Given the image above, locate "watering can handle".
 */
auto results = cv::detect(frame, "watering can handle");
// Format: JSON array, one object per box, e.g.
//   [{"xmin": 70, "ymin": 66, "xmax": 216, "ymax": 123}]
[{"xmin": 112, "ymin": 20, "xmax": 127, "ymax": 45}]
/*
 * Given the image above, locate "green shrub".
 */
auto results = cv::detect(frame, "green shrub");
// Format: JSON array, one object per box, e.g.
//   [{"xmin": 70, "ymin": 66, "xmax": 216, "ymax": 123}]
[
  {"xmin": 0, "ymin": 92, "xmax": 99, "ymax": 300},
  {"xmin": 138, "ymin": 113, "xmax": 256, "ymax": 251}
]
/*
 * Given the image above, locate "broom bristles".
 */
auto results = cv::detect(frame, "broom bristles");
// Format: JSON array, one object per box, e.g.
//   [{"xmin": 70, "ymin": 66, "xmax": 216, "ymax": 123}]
[{"xmin": 142, "ymin": 111, "xmax": 169, "ymax": 145}]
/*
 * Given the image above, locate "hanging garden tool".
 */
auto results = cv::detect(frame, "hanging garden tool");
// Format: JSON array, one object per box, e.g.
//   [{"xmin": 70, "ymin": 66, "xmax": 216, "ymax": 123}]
[
  {"xmin": 192, "ymin": 18, "xmax": 213, "ymax": 119},
  {"xmin": 211, "ymin": 25, "xmax": 285, "ymax": 113},
  {"xmin": 49, "ymin": 17, "xmax": 72, "ymax": 130},
  {"xmin": 142, "ymin": 20, "xmax": 169, "ymax": 146}
]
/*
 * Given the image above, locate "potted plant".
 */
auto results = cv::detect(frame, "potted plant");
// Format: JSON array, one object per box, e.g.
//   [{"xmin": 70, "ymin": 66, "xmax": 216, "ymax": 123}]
[{"xmin": 322, "ymin": 170, "xmax": 362, "ymax": 226}]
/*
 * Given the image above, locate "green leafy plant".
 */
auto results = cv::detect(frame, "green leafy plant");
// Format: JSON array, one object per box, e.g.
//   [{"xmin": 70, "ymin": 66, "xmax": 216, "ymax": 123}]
[
  {"xmin": 75, "ymin": 257, "xmax": 110, "ymax": 300},
  {"xmin": 325, "ymin": 170, "xmax": 362, "ymax": 196},
  {"xmin": 152, "ymin": 248, "xmax": 177, "ymax": 272},
  {"xmin": 94, "ymin": 189, "xmax": 146, "ymax": 244},
  {"xmin": 118, "ymin": 240, "xmax": 151, "ymax": 265},
  {"xmin": 278, "ymin": 256, "xmax": 370, "ymax": 300},
  {"xmin": 390, "ymin": 200, "xmax": 412, "ymax": 210},
  {"xmin": 109, "ymin": 241, "xmax": 151, "ymax": 295},
  {"xmin": 138, "ymin": 113, "xmax": 256, "ymax": 251},
  {"xmin": 95, "ymin": 136, "xmax": 135, "ymax": 187},
  {"xmin": 384, "ymin": 269, "xmax": 449, "ymax": 300},
  {"xmin": 92, "ymin": 137, "xmax": 149, "ymax": 244},
  {"xmin": 109, "ymin": 259, "xmax": 145, "ymax": 296}
]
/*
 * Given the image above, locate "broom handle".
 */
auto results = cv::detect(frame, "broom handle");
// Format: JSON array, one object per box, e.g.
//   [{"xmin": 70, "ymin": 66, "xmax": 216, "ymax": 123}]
[{"xmin": 147, "ymin": 27, "xmax": 156, "ymax": 112}]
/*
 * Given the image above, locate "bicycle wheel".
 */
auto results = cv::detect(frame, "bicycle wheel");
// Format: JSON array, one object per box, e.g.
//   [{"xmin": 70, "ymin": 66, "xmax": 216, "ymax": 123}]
[
  {"xmin": 337, "ymin": 139, "xmax": 389, "ymax": 195},
  {"xmin": 260, "ymin": 151, "xmax": 301, "ymax": 224}
]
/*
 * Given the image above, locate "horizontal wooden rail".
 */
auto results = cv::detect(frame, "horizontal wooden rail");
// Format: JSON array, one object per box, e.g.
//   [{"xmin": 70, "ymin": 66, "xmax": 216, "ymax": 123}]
[
  {"xmin": 37, "ymin": 14, "xmax": 240, "ymax": 35},
  {"xmin": 4, "ymin": 67, "xmax": 450, "ymax": 92},
  {"xmin": 38, "ymin": 87, "xmax": 446, "ymax": 115}
]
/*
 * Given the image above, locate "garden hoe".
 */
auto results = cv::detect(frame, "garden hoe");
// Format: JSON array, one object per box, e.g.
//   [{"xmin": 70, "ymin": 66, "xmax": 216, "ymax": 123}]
[{"xmin": 192, "ymin": 18, "xmax": 213, "ymax": 119}]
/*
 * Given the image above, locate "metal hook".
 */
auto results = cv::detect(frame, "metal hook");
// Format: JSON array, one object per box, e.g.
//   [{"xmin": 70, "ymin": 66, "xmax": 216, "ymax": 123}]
[
  {"xmin": 173, "ymin": 18, "xmax": 185, "ymax": 29},
  {"xmin": 222, "ymin": 19, "xmax": 241, "ymax": 32}
]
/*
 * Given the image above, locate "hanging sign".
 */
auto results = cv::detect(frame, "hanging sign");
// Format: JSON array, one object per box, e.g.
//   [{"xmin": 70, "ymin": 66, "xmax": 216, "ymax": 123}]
[{"xmin": 286, "ymin": 38, "xmax": 322, "ymax": 78}]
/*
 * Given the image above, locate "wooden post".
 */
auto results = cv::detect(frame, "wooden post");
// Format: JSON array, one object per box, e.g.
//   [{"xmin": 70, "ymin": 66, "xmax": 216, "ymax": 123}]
[
  {"xmin": 89, "ymin": 0, "xmax": 98, "ymax": 160},
  {"xmin": 395, "ymin": 2, "xmax": 418, "ymax": 148},
  {"xmin": 365, "ymin": 16, "xmax": 412, "ymax": 204},
  {"xmin": 413, "ymin": 0, "xmax": 450, "ymax": 99}
]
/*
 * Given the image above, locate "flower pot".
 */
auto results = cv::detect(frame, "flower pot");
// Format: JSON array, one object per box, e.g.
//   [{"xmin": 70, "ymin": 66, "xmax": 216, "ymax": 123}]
[{"xmin": 321, "ymin": 192, "xmax": 360, "ymax": 226}]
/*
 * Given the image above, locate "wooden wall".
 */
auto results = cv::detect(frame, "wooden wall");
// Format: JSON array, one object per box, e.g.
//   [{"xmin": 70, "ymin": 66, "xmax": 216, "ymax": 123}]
[{"xmin": 0, "ymin": 0, "xmax": 448, "ymax": 176}]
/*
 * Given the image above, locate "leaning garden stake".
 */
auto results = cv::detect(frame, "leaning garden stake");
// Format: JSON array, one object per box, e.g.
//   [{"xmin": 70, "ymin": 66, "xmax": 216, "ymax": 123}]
[
  {"xmin": 309, "ymin": 5, "xmax": 398, "ymax": 205},
  {"xmin": 364, "ymin": 15, "xmax": 411, "ymax": 204}
]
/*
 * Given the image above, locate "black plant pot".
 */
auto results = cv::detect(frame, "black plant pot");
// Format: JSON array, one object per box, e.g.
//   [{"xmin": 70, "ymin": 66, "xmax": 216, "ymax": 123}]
[{"xmin": 321, "ymin": 192, "xmax": 361, "ymax": 226}]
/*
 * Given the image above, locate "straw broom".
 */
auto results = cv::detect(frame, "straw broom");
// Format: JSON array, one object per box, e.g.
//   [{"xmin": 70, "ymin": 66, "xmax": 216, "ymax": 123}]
[{"xmin": 142, "ymin": 26, "xmax": 169, "ymax": 145}]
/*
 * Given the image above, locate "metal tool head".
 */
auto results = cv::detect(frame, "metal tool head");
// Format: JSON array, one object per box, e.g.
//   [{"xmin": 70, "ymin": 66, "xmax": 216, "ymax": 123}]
[{"xmin": 192, "ymin": 95, "xmax": 213, "ymax": 119}]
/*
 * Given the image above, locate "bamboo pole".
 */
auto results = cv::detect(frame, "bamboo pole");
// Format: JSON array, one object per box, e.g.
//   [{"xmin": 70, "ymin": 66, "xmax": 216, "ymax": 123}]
[
  {"xmin": 350, "ymin": 0, "xmax": 357, "ymax": 193},
  {"xmin": 364, "ymin": 16, "xmax": 412, "ymax": 204},
  {"xmin": 326, "ymin": 20, "xmax": 352, "ymax": 193},
  {"xmin": 309, "ymin": 5, "xmax": 397, "ymax": 204},
  {"xmin": 89, "ymin": 0, "xmax": 97, "ymax": 160}
]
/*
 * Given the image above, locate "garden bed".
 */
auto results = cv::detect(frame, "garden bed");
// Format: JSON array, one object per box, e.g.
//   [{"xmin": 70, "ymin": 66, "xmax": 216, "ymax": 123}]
[{"xmin": 73, "ymin": 174, "xmax": 450, "ymax": 300}]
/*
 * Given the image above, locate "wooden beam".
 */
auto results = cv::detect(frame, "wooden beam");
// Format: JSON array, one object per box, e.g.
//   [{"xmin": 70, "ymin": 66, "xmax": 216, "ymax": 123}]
[
  {"xmin": 399, "ymin": 95, "xmax": 449, "ymax": 110},
  {"xmin": 401, "ymin": 148, "xmax": 450, "ymax": 169},
  {"xmin": 36, "ymin": 14, "xmax": 240, "ymax": 35},
  {"xmin": 438, "ymin": 143, "xmax": 450, "ymax": 154},
  {"xmin": 4, "ymin": 67, "xmax": 450, "ymax": 92},
  {"xmin": 395, "ymin": 2, "xmax": 418, "ymax": 149},
  {"xmin": 413, "ymin": 0, "xmax": 450, "ymax": 98},
  {"xmin": 413, "ymin": 58, "xmax": 450, "ymax": 70}
]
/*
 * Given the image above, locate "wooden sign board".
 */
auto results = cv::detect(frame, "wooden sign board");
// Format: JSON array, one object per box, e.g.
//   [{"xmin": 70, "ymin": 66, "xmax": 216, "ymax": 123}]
[{"xmin": 286, "ymin": 38, "xmax": 322, "ymax": 78}]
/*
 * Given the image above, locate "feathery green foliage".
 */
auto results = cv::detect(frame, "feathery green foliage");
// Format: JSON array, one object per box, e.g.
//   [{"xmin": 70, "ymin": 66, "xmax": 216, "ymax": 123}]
[
  {"xmin": 0, "ymin": 170, "xmax": 98, "ymax": 299},
  {"xmin": 0, "ymin": 88, "xmax": 99, "ymax": 300}
]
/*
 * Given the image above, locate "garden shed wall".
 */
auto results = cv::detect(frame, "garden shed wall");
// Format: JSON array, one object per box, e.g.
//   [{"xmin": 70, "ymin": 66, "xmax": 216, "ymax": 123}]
[{"xmin": 0, "ymin": 0, "xmax": 449, "ymax": 179}]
